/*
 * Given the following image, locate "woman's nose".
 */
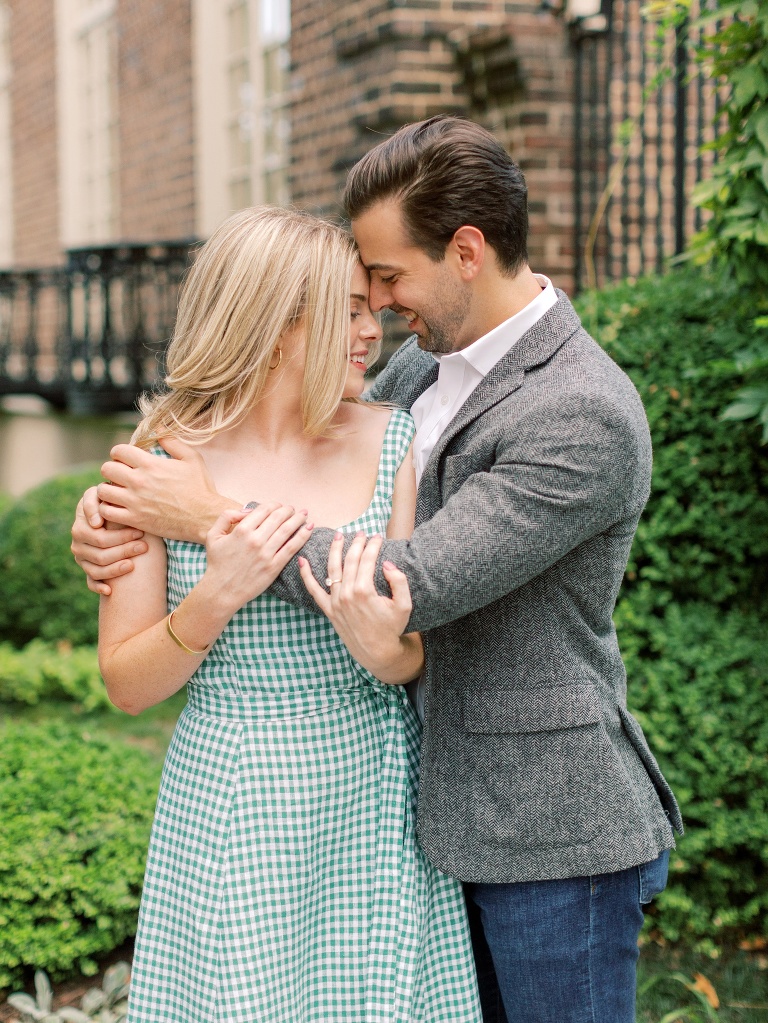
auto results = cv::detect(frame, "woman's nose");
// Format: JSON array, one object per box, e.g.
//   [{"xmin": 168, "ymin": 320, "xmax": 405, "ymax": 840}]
[{"xmin": 360, "ymin": 314, "xmax": 383, "ymax": 342}]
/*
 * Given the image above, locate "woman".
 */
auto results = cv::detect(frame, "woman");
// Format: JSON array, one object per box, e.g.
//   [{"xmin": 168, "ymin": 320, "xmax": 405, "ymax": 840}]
[{"xmin": 98, "ymin": 207, "xmax": 481, "ymax": 1023}]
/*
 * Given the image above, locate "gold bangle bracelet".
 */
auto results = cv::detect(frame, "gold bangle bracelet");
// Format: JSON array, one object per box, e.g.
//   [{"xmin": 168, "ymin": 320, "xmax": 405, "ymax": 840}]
[{"xmin": 166, "ymin": 610, "xmax": 210, "ymax": 656}]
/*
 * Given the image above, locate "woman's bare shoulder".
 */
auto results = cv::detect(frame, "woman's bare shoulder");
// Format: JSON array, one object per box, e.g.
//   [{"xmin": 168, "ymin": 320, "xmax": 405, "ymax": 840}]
[{"xmin": 337, "ymin": 400, "xmax": 392, "ymax": 432}]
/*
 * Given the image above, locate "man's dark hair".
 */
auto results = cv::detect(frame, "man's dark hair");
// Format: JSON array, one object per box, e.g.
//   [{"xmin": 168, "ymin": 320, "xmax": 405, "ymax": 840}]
[{"xmin": 343, "ymin": 116, "xmax": 528, "ymax": 275}]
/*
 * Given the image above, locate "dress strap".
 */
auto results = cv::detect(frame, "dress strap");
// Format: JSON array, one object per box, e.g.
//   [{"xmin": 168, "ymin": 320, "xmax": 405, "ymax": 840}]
[{"xmin": 371, "ymin": 408, "xmax": 416, "ymax": 506}]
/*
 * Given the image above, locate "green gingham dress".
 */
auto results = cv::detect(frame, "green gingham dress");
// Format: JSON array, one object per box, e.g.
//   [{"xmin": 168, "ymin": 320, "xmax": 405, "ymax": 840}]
[{"xmin": 127, "ymin": 410, "xmax": 482, "ymax": 1023}]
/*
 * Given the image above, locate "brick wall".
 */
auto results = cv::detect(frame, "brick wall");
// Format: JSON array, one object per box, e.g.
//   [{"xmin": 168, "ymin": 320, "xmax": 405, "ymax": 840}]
[
  {"xmin": 9, "ymin": 0, "xmax": 61, "ymax": 267},
  {"xmin": 117, "ymin": 0, "xmax": 195, "ymax": 241},
  {"xmin": 289, "ymin": 0, "xmax": 576, "ymax": 292}
]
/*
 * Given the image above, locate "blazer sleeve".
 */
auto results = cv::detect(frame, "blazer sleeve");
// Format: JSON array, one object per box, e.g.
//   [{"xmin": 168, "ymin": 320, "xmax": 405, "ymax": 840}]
[
  {"xmin": 268, "ymin": 389, "xmax": 650, "ymax": 632},
  {"xmin": 365, "ymin": 335, "xmax": 420, "ymax": 403}
]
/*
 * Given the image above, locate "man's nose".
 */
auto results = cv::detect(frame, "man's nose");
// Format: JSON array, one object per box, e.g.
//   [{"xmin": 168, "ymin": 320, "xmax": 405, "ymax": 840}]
[{"xmin": 368, "ymin": 279, "xmax": 390, "ymax": 313}]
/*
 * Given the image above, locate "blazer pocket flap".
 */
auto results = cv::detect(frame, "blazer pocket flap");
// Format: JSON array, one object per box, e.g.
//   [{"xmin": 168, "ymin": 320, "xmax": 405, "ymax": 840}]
[{"xmin": 463, "ymin": 683, "xmax": 602, "ymax": 734}]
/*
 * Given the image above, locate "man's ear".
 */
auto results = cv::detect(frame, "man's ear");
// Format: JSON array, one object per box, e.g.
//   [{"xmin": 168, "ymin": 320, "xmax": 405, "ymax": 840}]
[{"xmin": 448, "ymin": 225, "xmax": 485, "ymax": 282}]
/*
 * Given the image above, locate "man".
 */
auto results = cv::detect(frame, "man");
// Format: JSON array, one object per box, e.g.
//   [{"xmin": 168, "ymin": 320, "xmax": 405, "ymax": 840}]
[{"xmin": 72, "ymin": 116, "xmax": 681, "ymax": 1022}]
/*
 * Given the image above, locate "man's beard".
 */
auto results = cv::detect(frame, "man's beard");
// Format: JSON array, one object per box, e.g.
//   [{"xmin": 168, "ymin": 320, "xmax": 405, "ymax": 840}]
[{"xmin": 411, "ymin": 284, "xmax": 472, "ymax": 354}]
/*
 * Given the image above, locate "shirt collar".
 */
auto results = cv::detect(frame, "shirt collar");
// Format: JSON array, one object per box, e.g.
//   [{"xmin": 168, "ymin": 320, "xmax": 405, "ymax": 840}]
[{"xmin": 433, "ymin": 274, "xmax": 557, "ymax": 378}]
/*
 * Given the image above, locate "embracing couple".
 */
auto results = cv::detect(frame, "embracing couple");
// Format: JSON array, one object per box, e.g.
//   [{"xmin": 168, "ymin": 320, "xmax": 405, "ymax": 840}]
[{"xmin": 71, "ymin": 116, "xmax": 682, "ymax": 1023}]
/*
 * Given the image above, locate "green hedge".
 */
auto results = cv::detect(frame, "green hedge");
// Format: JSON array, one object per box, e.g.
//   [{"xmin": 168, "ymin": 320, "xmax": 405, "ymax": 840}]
[
  {"xmin": 0, "ymin": 641, "xmax": 109, "ymax": 711},
  {"xmin": 576, "ymin": 267, "xmax": 768, "ymax": 950},
  {"xmin": 577, "ymin": 267, "xmax": 768, "ymax": 613},
  {"xmin": 617, "ymin": 594, "xmax": 768, "ymax": 951},
  {"xmin": 0, "ymin": 720, "xmax": 161, "ymax": 990},
  {"xmin": 0, "ymin": 468, "xmax": 102, "ymax": 647}
]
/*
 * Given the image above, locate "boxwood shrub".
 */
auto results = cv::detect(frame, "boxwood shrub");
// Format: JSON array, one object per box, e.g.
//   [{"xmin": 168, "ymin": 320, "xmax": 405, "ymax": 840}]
[
  {"xmin": 0, "ymin": 720, "xmax": 161, "ymax": 990},
  {"xmin": 576, "ymin": 267, "xmax": 768, "ymax": 950},
  {"xmin": 617, "ymin": 593, "xmax": 768, "ymax": 951},
  {"xmin": 0, "ymin": 641, "xmax": 108, "ymax": 710},
  {"xmin": 0, "ymin": 468, "xmax": 102, "ymax": 647},
  {"xmin": 576, "ymin": 267, "xmax": 768, "ymax": 613}
]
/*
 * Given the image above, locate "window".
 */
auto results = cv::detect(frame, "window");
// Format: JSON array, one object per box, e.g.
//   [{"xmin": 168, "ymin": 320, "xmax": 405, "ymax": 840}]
[{"xmin": 57, "ymin": 0, "xmax": 119, "ymax": 246}]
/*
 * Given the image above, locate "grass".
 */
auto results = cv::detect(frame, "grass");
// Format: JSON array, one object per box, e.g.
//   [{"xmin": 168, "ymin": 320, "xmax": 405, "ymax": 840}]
[{"xmin": 638, "ymin": 942, "xmax": 768, "ymax": 1021}]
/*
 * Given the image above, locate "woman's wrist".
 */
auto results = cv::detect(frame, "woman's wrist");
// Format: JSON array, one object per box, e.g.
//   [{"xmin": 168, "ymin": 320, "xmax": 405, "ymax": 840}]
[
  {"xmin": 192, "ymin": 572, "xmax": 244, "ymax": 623},
  {"xmin": 363, "ymin": 633, "xmax": 423, "ymax": 685}
]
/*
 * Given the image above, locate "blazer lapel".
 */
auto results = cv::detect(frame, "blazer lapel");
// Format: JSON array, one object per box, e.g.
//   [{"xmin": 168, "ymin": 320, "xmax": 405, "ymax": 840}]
[{"xmin": 420, "ymin": 292, "xmax": 584, "ymax": 486}]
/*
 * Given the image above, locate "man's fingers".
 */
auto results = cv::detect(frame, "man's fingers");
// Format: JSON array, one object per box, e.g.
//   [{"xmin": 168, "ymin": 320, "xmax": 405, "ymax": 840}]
[
  {"xmin": 96, "ymin": 502, "xmax": 134, "ymax": 526},
  {"xmin": 382, "ymin": 560, "xmax": 412, "ymax": 610},
  {"xmin": 73, "ymin": 539, "xmax": 148, "ymax": 567},
  {"xmin": 77, "ymin": 557, "xmax": 136, "ymax": 582},
  {"xmin": 87, "ymin": 576, "xmax": 112, "ymax": 596},
  {"xmin": 157, "ymin": 435, "xmax": 204, "ymax": 463},
  {"xmin": 298, "ymin": 556, "xmax": 331, "ymax": 614},
  {"xmin": 81, "ymin": 488, "xmax": 103, "ymax": 527},
  {"xmin": 72, "ymin": 518, "xmax": 144, "ymax": 551},
  {"xmin": 97, "ymin": 481, "xmax": 133, "ymax": 508},
  {"xmin": 100, "ymin": 460, "xmax": 136, "ymax": 488},
  {"xmin": 108, "ymin": 443, "xmax": 157, "ymax": 469}
]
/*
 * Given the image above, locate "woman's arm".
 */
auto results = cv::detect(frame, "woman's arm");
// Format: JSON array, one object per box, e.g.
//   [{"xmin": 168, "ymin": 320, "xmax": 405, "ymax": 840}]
[{"xmin": 99, "ymin": 504, "xmax": 313, "ymax": 714}]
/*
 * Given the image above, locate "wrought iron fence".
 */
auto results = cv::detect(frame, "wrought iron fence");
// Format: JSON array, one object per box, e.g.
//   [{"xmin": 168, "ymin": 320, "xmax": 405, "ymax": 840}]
[
  {"xmin": 571, "ymin": 0, "xmax": 726, "ymax": 290},
  {"xmin": 0, "ymin": 241, "xmax": 196, "ymax": 414}
]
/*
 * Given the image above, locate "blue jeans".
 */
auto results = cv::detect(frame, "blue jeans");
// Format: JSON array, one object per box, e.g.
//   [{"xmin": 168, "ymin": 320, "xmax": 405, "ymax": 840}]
[{"xmin": 464, "ymin": 850, "xmax": 670, "ymax": 1023}]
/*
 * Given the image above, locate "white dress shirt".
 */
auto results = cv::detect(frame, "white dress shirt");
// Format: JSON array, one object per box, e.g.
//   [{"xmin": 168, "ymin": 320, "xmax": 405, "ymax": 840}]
[
  {"xmin": 411, "ymin": 274, "xmax": 557, "ymax": 483},
  {"xmin": 408, "ymin": 274, "xmax": 557, "ymax": 719}
]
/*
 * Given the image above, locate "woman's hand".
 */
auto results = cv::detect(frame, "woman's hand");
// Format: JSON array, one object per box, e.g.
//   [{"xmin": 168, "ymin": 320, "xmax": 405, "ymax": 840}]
[
  {"xmin": 204, "ymin": 504, "xmax": 313, "ymax": 611},
  {"xmin": 298, "ymin": 531, "xmax": 424, "ymax": 685}
]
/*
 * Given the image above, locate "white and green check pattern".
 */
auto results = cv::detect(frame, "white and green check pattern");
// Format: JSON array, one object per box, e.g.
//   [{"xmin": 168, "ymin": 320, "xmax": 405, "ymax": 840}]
[{"xmin": 127, "ymin": 410, "xmax": 481, "ymax": 1023}]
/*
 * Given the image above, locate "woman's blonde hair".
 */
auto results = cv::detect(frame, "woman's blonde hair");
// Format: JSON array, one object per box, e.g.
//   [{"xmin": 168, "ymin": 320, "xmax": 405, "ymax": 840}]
[{"xmin": 133, "ymin": 206, "xmax": 371, "ymax": 448}]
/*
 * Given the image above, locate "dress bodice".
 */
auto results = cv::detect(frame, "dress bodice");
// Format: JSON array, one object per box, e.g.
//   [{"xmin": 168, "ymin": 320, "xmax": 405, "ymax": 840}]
[{"xmin": 162, "ymin": 409, "xmax": 415, "ymax": 718}]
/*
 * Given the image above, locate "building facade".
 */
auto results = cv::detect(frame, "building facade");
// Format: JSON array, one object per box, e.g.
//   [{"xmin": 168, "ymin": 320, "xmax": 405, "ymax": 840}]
[
  {"xmin": 0, "ymin": 0, "xmax": 289, "ymax": 269},
  {"xmin": 289, "ymin": 0, "xmax": 577, "ymax": 289}
]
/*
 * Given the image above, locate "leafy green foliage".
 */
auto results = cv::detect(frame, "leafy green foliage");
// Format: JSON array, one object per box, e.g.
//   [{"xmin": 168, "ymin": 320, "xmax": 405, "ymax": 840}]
[
  {"xmin": 690, "ymin": 0, "xmax": 768, "ymax": 290},
  {"xmin": 0, "ymin": 721, "xmax": 160, "ymax": 990},
  {"xmin": 0, "ymin": 468, "xmax": 102, "ymax": 647},
  {"xmin": 688, "ymin": 0, "xmax": 768, "ymax": 436},
  {"xmin": 578, "ymin": 268, "xmax": 768, "ymax": 951},
  {"xmin": 0, "ymin": 641, "xmax": 109, "ymax": 711},
  {"xmin": 618, "ymin": 595, "xmax": 768, "ymax": 951},
  {"xmin": 577, "ymin": 267, "xmax": 768, "ymax": 612}
]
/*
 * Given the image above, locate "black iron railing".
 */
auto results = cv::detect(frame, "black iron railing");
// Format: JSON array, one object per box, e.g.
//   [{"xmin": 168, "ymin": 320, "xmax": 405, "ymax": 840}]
[
  {"xmin": 0, "ymin": 241, "xmax": 197, "ymax": 414},
  {"xmin": 571, "ymin": 0, "xmax": 725, "ymax": 290}
]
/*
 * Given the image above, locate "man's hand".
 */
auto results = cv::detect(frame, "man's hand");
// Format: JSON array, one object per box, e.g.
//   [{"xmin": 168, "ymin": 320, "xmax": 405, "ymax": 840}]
[
  {"xmin": 96, "ymin": 436, "xmax": 231, "ymax": 541},
  {"xmin": 71, "ymin": 437, "xmax": 237, "ymax": 595},
  {"xmin": 71, "ymin": 491, "xmax": 148, "ymax": 595}
]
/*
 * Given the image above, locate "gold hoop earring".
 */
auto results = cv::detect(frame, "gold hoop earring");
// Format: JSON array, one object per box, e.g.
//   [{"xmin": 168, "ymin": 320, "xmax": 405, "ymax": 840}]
[{"xmin": 269, "ymin": 348, "xmax": 282, "ymax": 371}]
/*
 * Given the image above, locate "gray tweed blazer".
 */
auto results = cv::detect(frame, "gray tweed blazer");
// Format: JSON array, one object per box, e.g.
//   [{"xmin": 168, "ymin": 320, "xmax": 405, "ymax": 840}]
[{"xmin": 270, "ymin": 291, "xmax": 682, "ymax": 883}]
